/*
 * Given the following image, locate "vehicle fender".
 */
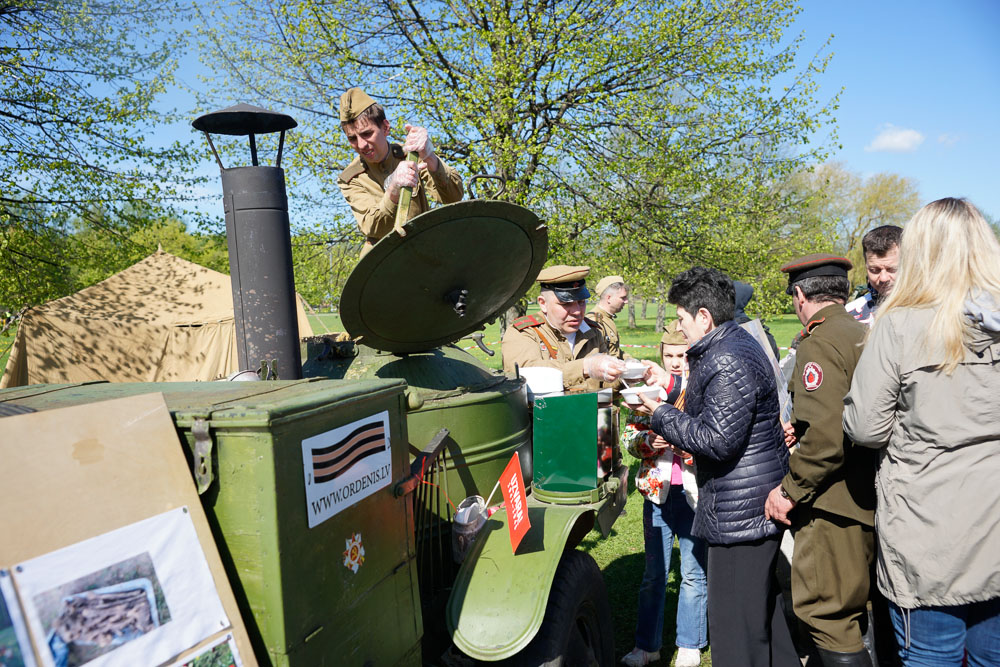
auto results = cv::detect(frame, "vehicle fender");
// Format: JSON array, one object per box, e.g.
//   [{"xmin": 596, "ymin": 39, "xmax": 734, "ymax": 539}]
[{"xmin": 445, "ymin": 501, "xmax": 597, "ymax": 661}]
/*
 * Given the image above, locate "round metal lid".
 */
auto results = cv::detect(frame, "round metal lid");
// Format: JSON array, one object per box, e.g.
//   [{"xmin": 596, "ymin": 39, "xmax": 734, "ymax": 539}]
[
  {"xmin": 340, "ymin": 200, "xmax": 548, "ymax": 353},
  {"xmin": 192, "ymin": 103, "xmax": 297, "ymax": 136}
]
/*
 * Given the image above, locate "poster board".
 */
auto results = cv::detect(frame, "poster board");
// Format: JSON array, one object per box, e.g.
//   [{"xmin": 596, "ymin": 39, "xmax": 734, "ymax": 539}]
[{"xmin": 0, "ymin": 393, "xmax": 256, "ymax": 666}]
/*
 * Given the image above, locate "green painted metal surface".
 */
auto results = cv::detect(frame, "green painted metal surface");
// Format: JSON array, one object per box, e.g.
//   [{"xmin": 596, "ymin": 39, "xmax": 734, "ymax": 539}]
[
  {"xmin": 445, "ymin": 499, "xmax": 592, "ymax": 660},
  {"xmin": 445, "ymin": 462, "xmax": 628, "ymax": 661},
  {"xmin": 304, "ymin": 343, "xmax": 532, "ymax": 509},
  {"xmin": 0, "ymin": 380, "xmax": 424, "ymax": 667},
  {"xmin": 532, "ymin": 393, "xmax": 599, "ymax": 492},
  {"xmin": 339, "ymin": 199, "xmax": 547, "ymax": 354}
]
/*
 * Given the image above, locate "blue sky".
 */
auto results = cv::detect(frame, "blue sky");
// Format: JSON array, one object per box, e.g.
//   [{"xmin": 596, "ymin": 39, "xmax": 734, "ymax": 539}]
[
  {"xmin": 166, "ymin": 1, "xmax": 1000, "ymax": 222},
  {"xmin": 792, "ymin": 1, "xmax": 1000, "ymax": 219}
]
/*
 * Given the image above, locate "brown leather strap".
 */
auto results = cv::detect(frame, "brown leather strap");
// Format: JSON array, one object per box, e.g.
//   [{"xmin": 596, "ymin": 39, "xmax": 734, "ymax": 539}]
[{"xmin": 534, "ymin": 327, "xmax": 557, "ymax": 360}]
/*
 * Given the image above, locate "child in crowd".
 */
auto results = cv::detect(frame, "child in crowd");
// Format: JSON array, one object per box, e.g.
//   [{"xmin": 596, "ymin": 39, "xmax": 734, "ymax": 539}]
[{"xmin": 621, "ymin": 322, "xmax": 708, "ymax": 667}]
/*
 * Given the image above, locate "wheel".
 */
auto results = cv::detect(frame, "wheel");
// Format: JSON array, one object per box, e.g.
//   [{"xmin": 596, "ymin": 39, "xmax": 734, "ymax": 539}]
[{"xmin": 505, "ymin": 549, "xmax": 614, "ymax": 667}]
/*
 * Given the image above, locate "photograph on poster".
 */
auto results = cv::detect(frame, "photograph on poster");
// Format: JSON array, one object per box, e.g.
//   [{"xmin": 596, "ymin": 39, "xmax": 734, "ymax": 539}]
[
  {"xmin": 1, "ymin": 569, "xmax": 37, "ymax": 667},
  {"xmin": 170, "ymin": 633, "xmax": 242, "ymax": 667},
  {"xmin": 30, "ymin": 552, "xmax": 170, "ymax": 666},
  {"xmin": 13, "ymin": 508, "xmax": 229, "ymax": 667}
]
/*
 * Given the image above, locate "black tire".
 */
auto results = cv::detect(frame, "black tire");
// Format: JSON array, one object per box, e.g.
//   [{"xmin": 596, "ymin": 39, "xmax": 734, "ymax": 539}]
[{"xmin": 505, "ymin": 549, "xmax": 614, "ymax": 667}]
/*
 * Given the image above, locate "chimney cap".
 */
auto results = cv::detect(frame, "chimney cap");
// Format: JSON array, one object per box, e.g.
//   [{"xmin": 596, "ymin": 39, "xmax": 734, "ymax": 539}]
[{"xmin": 193, "ymin": 103, "xmax": 297, "ymax": 136}]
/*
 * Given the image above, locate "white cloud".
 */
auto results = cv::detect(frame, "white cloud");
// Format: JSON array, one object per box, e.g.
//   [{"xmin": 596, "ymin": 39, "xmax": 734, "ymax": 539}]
[
  {"xmin": 937, "ymin": 132, "xmax": 960, "ymax": 147},
  {"xmin": 864, "ymin": 124, "xmax": 925, "ymax": 153}
]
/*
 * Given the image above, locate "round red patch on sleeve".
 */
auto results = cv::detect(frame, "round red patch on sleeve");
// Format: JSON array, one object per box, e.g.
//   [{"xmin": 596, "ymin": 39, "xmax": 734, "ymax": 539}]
[{"xmin": 802, "ymin": 361, "xmax": 823, "ymax": 391}]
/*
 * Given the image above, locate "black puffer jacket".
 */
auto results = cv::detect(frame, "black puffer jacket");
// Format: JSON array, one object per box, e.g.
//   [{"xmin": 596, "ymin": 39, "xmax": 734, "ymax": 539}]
[{"xmin": 651, "ymin": 321, "xmax": 788, "ymax": 544}]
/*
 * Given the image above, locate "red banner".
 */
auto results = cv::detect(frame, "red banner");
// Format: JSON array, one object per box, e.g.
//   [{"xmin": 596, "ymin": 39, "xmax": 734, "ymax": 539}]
[{"xmin": 499, "ymin": 452, "xmax": 531, "ymax": 553}]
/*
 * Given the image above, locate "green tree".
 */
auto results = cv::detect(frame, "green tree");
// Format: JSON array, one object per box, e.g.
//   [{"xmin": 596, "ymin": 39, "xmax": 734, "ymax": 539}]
[
  {"xmin": 290, "ymin": 231, "xmax": 358, "ymax": 312},
  {"xmin": 199, "ymin": 0, "xmax": 836, "ymax": 316},
  {"xmin": 786, "ymin": 162, "xmax": 920, "ymax": 286},
  {"xmin": 0, "ymin": 0, "xmax": 204, "ymax": 313}
]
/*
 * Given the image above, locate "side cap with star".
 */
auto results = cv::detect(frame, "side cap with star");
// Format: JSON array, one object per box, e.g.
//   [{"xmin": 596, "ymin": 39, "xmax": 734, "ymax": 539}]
[
  {"xmin": 780, "ymin": 253, "xmax": 853, "ymax": 295},
  {"xmin": 339, "ymin": 87, "xmax": 377, "ymax": 123},
  {"xmin": 660, "ymin": 319, "xmax": 687, "ymax": 346}
]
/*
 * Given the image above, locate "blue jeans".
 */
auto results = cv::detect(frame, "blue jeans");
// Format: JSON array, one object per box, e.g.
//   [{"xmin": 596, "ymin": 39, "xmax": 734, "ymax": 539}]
[
  {"xmin": 634, "ymin": 484, "xmax": 708, "ymax": 652},
  {"xmin": 889, "ymin": 597, "xmax": 1000, "ymax": 666}
]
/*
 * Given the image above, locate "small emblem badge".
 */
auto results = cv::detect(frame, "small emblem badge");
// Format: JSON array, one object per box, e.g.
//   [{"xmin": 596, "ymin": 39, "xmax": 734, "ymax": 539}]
[
  {"xmin": 343, "ymin": 533, "xmax": 365, "ymax": 573},
  {"xmin": 803, "ymin": 362, "xmax": 823, "ymax": 391}
]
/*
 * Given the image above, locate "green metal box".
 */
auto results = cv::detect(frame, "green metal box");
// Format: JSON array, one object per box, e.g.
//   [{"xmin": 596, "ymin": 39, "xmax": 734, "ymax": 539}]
[
  {"xmin": 531, "ymin": 392, "xmax": 599, "ymax": 493},
  {"xmin": 0, "ymin": 379, "xmax": 422, "ymax": 666}
]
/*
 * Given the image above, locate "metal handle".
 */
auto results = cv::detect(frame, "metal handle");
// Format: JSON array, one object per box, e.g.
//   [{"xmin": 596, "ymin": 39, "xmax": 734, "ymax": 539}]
[
  {"xmin": 393, "ymin": 151, "xmax": 421, "ymax": 237},
  {"xmin": 467, "ymin": 174, "xmax": 507, "ymax": 200}
]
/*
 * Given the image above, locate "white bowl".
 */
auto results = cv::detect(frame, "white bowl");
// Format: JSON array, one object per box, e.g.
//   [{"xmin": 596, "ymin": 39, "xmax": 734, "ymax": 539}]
[
  {"xmin": 519, "ymin": 367, "xmax": 563, "ymax": 396},
  {"xmin": 622, "ymin": 362, "xmax": 646, "ymax": 380},
  {"xmin": 621, "ymin": 385, "xmax": 661, "ymax": 405}
]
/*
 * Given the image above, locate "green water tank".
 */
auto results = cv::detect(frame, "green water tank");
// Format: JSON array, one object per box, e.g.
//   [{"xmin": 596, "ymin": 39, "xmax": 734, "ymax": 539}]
[
  {"xmin": 0, "ymin": 379, "xmax": 422, "ymax": 666},
  {"xmin": 306, "ymin": 199, "xmax": 549, "ymax": 510}
]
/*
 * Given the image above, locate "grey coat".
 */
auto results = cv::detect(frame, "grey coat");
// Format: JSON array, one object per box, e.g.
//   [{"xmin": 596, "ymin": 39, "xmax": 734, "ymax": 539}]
[{"xmin": 843, "ymin": 302, "xmax": 1000, "ymax": 608}]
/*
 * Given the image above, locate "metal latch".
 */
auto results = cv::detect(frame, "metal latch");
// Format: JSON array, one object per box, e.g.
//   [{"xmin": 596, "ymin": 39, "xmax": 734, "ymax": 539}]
[{"xmin": 191, "ymin": 418, "xmax": 215, "ymax": 494}]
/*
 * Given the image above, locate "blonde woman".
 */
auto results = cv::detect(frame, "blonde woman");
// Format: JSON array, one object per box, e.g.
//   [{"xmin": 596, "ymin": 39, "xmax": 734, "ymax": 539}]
[{"xmin": 843, "ymin": 198, "xmax": 1000, "ymax": 666}]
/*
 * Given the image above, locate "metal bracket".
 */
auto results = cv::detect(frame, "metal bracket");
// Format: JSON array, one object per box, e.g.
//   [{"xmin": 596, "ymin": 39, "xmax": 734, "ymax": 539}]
[
  {"xmin": 257, "ymin": 358, "xmax": 279, "ymax": 380},
  {"xmin": 445, "ymin": 288, "xmax": 469, "ymax": 317},
  {"xmin": 191, "ymin": 418, "xmax": 215, "ymax": 494}
]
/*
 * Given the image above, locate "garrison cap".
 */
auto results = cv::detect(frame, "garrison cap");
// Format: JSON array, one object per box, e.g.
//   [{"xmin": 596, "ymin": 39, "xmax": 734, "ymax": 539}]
[
  {"xmin": 660, "ymin": 320, "xmax": 687, "ymax": 346},
  {"xmin": 594, "ymin": 275, "xmax": 625, "ymax": 297},
  {"xmin": 339, "ymin": 87, "xmax": 377, "ymax": 123},
  {"xmin": 537, "ymin": 265, "xmax": 591, "ymax": 303},
  {"xmin": 781, "ymin": 253, "xmax": 853, "ymax": 295}
]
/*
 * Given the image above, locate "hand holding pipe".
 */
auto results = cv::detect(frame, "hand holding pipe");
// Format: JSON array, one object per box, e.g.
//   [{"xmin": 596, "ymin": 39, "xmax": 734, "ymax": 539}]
[{"xmin": 393, "ymin": 151, "xmax": 420, "ymax": 237}]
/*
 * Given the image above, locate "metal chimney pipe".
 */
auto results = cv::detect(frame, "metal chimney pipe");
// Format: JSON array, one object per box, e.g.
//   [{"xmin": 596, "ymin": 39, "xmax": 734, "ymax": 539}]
[{"xmin": 193, "ymin": 104, "xmax": 302, "ymax": 379}]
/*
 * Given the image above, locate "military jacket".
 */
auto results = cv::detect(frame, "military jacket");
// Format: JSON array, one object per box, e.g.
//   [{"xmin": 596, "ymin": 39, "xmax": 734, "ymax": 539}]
[
  {"xmin": 586, "ymin": 306, "xmax": 628, "ymax": 359},
  {"xmin": 784, "ymin": 303, "xmax": 876, "ymax": 525},
  {"xmin": 338, "ymin": 143, "xmax": 464, "ymax": 255},
  {"xmin": 501, "ymin": 315, "xmax": 608, "ymax": 392}
]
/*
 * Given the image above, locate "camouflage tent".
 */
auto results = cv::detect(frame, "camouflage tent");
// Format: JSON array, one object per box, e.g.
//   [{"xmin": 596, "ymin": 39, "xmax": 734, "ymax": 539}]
[{"xmin": 1, "ymin": 250, "xmax": 313, "ymax": 387}]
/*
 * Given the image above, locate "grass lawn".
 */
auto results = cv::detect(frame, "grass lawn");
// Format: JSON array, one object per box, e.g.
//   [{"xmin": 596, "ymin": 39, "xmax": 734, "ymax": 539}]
[{"xmin": 306, "ymin": 304, "xmax": 802, "ymax": 370}]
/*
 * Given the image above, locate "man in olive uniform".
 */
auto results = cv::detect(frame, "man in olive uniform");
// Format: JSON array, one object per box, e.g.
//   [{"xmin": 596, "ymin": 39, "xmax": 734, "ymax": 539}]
[
  {"xmin": 502, "ymin": 265, "xmax": 625, "ymax": 392},
  {"xmin": 764, "ymin": 254, "xmax": 879, "ymax": 667},
  {"xmin": 338, "ymin": 87, "xmax": 464, "ymax": 256},
  {"xmin": 586, "ymin": 275, "xmax": 630, "ymax": 359}
]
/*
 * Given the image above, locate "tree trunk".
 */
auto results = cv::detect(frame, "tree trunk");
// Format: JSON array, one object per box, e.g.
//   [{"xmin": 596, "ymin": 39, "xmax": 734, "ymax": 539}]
[
  {"xmin": 627, "ymin": 301, "xmax": 636, "ymax": 329},
  {"xmin": 656, "ymin": 279, "xmax": 666, "ymax": 332},
  {"xmin": 641, "ymin": 299, "xmax": 648, "ymax": 319}
]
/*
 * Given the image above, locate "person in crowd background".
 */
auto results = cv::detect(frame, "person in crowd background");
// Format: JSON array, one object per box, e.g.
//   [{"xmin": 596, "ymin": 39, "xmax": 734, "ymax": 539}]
[
  {"xmin": 588, "ymin": 276, "xmax": 630, "ymax": 359},
  {"xmin": 621, "ymin": 321, "xmax": 707, "ymax": 667},
  {"xmin": 783, "ymin": 226, "xmax": 902, "ymax": 384},
  {"xmin": 843, "ymin": 198, "xmax": 1000, "ymax": 666},
  {"xmin": 635, "ymin": 266, "xmax": 798, "ymax": 667},
  {"xmin": 765, "ymin": 254, "xmax": 879, "ymax": 667},
  {"xmin": 501, "ymin": 265, "xmax": 624, "ymax": 391},
  {"xmin": 846, "ymin": 225, "xmax": 902, "ymax": 325},
  {"xmin": 734, "ymin": 279, "xmax": 780, "ymax": 359},
  {"xmin": 337, "ymin": 87, "xmax": 464, "ymax": 256}
]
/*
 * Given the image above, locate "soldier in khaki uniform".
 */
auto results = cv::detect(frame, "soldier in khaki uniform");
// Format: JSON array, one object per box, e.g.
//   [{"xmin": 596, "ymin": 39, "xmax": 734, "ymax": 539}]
[
  {"xmin": 337, "ymin": 87, "xmax": 464, "ymax": 256},
  {"xmin": 586, "ymin": 275, "xmax": 630, "ymax": 359},
  {"xmin": 502, "ymin": 265, "xmax": 625, "ymax": 392},
  {"xmin": 764, "ymin": 254, "xmax": 879, "ymax": 667}
]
